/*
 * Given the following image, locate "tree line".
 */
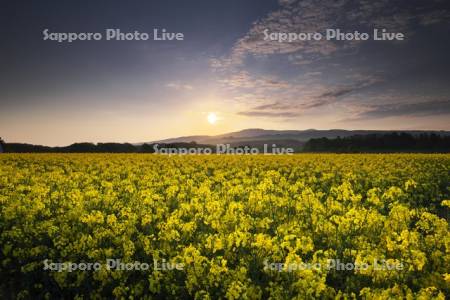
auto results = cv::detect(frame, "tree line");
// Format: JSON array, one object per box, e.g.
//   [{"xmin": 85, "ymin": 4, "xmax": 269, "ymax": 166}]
[
  {"xmin": 0, "ymin": 140, "xmax": 208, "ymax": 153},
  {"xmin": 303, "ymin": 133, "xmax": 450, "ymax": 153},
  {"xmin": 1, "ymin": 133, "xmax": 449, "ymax": 153}
]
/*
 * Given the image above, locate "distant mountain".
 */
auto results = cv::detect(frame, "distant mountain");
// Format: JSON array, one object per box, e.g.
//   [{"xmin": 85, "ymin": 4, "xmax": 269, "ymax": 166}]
[{"xmin": 146, "ymin": 129, "xmax": 450, "ymax": 146}]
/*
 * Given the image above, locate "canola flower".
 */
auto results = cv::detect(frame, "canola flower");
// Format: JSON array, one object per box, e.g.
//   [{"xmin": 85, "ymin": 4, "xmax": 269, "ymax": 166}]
[{"xmin": 0, "ymin": 154, "xmax": 449, "ymax": 299}]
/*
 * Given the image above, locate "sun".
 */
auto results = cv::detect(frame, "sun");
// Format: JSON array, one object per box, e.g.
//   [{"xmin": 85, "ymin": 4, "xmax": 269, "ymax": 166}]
[{"xmin": 207, "ymin": 112, "xmax": 218, "ymax": 124}]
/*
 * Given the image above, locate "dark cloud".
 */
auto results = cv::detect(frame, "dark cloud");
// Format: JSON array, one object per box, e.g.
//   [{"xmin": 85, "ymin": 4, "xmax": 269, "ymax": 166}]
[
  {"xmin": 240, "ymin": 98, "xmax": 450, "ymax": 121},
  {"xmin": 357, "ymin": 99, "xmax": 450, "ymax": 119},
  {"xmin": 362, "ymin": 100, "xmax": 450, "ymax": 117},
  {"xmin": 318, "ymin": 87, "xmax": 356, "ymax": 99},
  {"xmin": 252, "ymin": 102, "xmax": 292, "ymax": 110},
  {"xmin": 312, "ymin": 77, "xmax": 382, "ymax": 105},
  {"xmin": 237, "ymin": 110, "xmax": 301, "ymax": 118}
]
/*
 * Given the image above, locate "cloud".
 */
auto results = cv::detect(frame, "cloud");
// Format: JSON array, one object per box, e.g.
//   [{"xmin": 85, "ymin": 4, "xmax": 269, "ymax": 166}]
[
  {"xmin": 237, "ymin": 110, "xmax": 300, "ymax": 118},
  {"xmin": 318, "ymin": 87, "xmax": 357, "ymax": 99},
  {"xmin": 351, "ymin": 99, "xmax": 450, "ymax": 119},
  {"xmin": 219, "ymin": 71, "xmax": 291, "ymax": 90},
  {"xmin": 234, "ymin": 75, "xmax": 381, "ymax": 118},
  {"xmin": 418, "ymin": 10, "xmax": 450, "ymax": 26},
  {"xmin": 211, "ymin": 0, "xmax": 450, "ymax": 69},
  {"xmin": 165, "ymin": 82, "xmax": 194, "ymax": 91},
  {"xmin": 309, "ymin": 76, "xmax": 382, "ymax": 107},
  {"xmin": 332, "ymin": 91, "xmax": 450, "ymax": 123},
  {"xmin": 212, "ymin": 0, "xmax": 450, "ymax": 121},
  {"xmin": 240, "ymin": 97, "xmax": 450, "ymax": 121},
  {"xmin": 252, "ymin": 102, "xmax": 293, "ymax": 110}
]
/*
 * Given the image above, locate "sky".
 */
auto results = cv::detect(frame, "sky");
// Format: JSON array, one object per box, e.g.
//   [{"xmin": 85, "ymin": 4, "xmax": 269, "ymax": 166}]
[{"xmin": 1, "ymin": 0, "xmax": 449, "ymax": 146}]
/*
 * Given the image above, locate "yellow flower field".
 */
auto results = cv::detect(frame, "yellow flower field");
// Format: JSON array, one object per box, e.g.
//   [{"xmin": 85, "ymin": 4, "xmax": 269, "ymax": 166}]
[{"xmin": 0, "ymin": 154, "xmax": 449, "ymax": 299}]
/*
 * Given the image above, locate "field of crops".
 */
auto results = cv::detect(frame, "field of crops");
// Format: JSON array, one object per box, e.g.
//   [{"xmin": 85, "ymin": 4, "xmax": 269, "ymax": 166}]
[{"xmin": 0, "ymin": 154, "xmax": 449, "ymax": 299}]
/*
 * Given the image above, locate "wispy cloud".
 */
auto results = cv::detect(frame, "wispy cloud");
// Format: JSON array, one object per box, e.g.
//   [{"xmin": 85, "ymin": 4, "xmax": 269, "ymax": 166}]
[
  {"xmin": 234, "ymin": 75, "xmax": 381, "ymax": 118},
  {"xmin": 219, "ymin": 71, "xmax": 291, "ymax": 90},
  {"xmin": 348, "ymin": 99, "xmax": 450, "ymax": 120},
  {"xmin": 237, "ymin": 110, "xmax": 300, "ymax": 118},
  {"xmin": 165, "ymin": 82, "xmax": 194, "ymax": 91},
  {"xmin": 211, "ymin": 0, "xmax": 449, "ymax": 68}
]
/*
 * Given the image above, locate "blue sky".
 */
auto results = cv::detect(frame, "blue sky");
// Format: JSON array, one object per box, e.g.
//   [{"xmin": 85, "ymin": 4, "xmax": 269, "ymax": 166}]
[{"xmin": 1, "ymin": 0, "xmax": 449, "ymax": 145}]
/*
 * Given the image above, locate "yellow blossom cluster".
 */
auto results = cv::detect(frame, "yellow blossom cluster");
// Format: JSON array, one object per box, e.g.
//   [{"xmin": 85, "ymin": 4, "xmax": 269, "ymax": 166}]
[{"xmin": 0, "ymin": 154, "xmax": 449, "ymax": 299}]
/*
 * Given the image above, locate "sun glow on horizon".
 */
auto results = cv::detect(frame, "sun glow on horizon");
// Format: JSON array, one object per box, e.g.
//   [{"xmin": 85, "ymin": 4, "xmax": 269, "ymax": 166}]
[{"xmin": 207, "ymin": 112, "xmax": 218, "ymax": 125}]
